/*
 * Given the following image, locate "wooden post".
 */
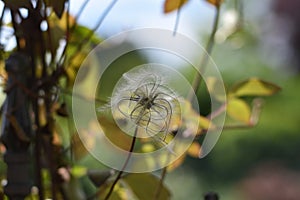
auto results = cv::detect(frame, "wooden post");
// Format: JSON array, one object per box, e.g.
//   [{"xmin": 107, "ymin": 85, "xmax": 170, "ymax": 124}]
[{"xmin": 1, "ymin": 53, "xmax": 33, "ymax": 199}]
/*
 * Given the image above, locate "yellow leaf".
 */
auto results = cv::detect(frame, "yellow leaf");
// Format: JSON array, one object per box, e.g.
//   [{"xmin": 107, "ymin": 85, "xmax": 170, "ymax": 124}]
[
  {"xmin": 71, "ymin": 132, "xmax": 89, "ymax": 160},
  {"xmin": 229, "ymin": 78, "xmax": 281, "ymax": 97},
  {"xmin": 71, "ymin": 120, "xmax": 101, "ymax": 160},
  {"xmin": 141, "ymin": 143, "xmax": 156, "ymax": 153},
  {"xmin": 70, "ymin": 166, "xmax": 87, "ymax": 178},
  {"xmin": 68, "ymin": 52, "xmax": 88, "ymax": 69},
  {"xmin": 99, "ymin": 117, "xmax": 133, "ymax": 151},
  {"xmin": 167, "ymin": 154, "xmax": 186, "ymax": 171},
  {"xmin": 98, "ymin": 182, "xmax": 125, "ymax": 200},
  {"xmin": 206, "ymin": 0, "xmax": 223, "ymax": 7},
  {"xmin": 48, "ymin": 12, "xmax": 76, "ymax": 32},
  {"xmin": 227, "ymin": 98, "xmax": 251, "ymax": 124},
  {"xmin": 123, "ymin": 173, "xmax": 171, "ymax": 200},
  {"xmin": 164, "ymin": 0, "xmax": 189, "ymax": 13},
  {"xmin": 187, "ymin": 142, "xmax": 201, "ymax": 158},
  {"xmin": 199, "ymin": 116, "xmax": 212, "ymax": 130},
  {"xmin": 38, "ymin": 103, "xmax": 47, "ymax": 126},
  {"xmin": 65, "ymin": 67, "xmax": 76, "ymax": 84}
]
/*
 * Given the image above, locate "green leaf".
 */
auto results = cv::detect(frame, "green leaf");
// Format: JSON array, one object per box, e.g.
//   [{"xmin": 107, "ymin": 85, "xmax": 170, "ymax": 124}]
[
  {"xmin": 164, "ymin": 0, "xmax": 189, "ymax": 13},
  {"xmin": 98, "ymin": 182, "xmax": 126, "ymax": 200},
  {"xmin": 69, "ymin": 25, "xmax": 101, "ymax": 45},
  {"xmin": 123, "ymin": 173, "xmax": 171, "ymax": 200},
  {"xmin": 87, "ymin": 170, "xmax": 113, "ymax": 187},
  {"xmin": 227, "ymin": 98, "xmax": 251, "ymax": 124},
  {"xmin": 229, "ymin": 78, "xmax": 281, "ymax": 97},
  {"xmin": 70, "ymin": 166, "xmax": 87, "ymax": 178}
]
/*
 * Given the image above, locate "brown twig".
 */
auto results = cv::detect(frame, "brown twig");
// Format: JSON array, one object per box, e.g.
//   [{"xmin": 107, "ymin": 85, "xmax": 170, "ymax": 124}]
[
  {"xmin": 60, "ymin": 0, "xmax": 118, "ymax": 68},
  {"xmin": 154, "ymin": 166, "xmax": 168, "ymax": 200}
]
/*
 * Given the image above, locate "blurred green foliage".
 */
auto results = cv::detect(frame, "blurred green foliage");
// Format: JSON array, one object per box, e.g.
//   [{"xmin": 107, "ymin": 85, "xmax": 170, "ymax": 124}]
[{"xmin": 165, "ymin": 6, "xmax": 300, "ymax": 198}]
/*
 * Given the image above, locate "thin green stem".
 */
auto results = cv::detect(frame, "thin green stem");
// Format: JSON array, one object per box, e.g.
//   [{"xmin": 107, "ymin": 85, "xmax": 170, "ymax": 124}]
[
  {"xmin": 187, "ymin": 5, "xmax": 221, "ymax": 101},
  {"xmin": 173, "ymin": 0, "xmax": 184, "ymax": 36},
  {"xmin": 87, "ymin": 127, "xmax": 138, "ymax": 200},
  {"xmin": 154, "ymin": 4, "xmax": 221, "ymax": 198},
  {"xmin": 57, "ymin": 0, "xmax": 81, "ymax": 67}
]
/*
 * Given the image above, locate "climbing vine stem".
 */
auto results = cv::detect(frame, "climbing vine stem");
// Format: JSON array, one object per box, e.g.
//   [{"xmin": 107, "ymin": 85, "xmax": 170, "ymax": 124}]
[
  {"xmin": 155, "ymin": 3, "xmax": 222, "ymax": 199},
  {"xmin": 187, "ymin": 4, "xmax": 221, "ymax": 101}
]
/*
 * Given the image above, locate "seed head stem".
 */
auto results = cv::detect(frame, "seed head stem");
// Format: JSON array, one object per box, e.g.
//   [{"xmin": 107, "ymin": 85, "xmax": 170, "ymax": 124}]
[{"xmin": 103, "ymin": 126, "xmax": 138, "ymax": 200}]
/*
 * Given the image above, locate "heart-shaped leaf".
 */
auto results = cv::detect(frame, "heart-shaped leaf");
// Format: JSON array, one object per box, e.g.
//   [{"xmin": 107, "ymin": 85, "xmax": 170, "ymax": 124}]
[
  {"xmin": 206, "ymin": 0, "xmax": 223, "ymax": 7},
  {"xmin": 123, "ymin": 173, "xmax": 171, "ymax": 200},
  {"xmin": 227, "ymin": 98, "xmax": 251, "ymax": 124},
  {"xmin": 164, "ymin": 0, "xmax": 189, "ymax": 13},
  {"xmin": 229, "ymin": 78, "xmax": 281, "ymax": 97}
]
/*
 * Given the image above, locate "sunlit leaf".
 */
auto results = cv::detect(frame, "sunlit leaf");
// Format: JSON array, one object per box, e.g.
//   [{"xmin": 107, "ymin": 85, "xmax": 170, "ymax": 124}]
[
  {"xmin": 70, "ymin": 166, "xmax": 87, "ymax": 178},
  {"xmin": 69, "ymin": 25, "xmax": 101, "ymax": 45},
  {"xmin": 71, "ymin": 132, "xmax": 89, "ymax": 160},
  {"xmin": 206, "ymin": 0, "xmax": 223, "ymax": 7},
  {"xmin": 187, "ymin": 142, "xmax": 201, "ymax": 158},
  {"xmin": 229, "ymin": 78, "xmax": 281, "ymax": 97},
  {"xmin": 167, "ymin": 155, "xmax": 185, "ymax": 171},
  {"xmin": 227, "ymin": 98, "xmax": 251, "ymax": 124},
  {"xmin": 98, "ymin": 182, "xmax": 125, "ymax": 200},
  {"xmin": 99, "ymin": 117, "xmax": 133, "ymax": 151},
  {"xmin": 141, "ymin": 143, "xmax": 156, "ymax": 153},
  {"xmin": 164, "ymin": 0, "xmax": 189, "ymax": 13},
  {"xmin": 65, "ymin": 53, "xmax": 90, "ymax": 85},
  {"xmin": 48, "ymin": 12, "xmax": 76, "ymax": 32},
  {"xmin": 199, "ymin": 116, "xmax": 212, "ymax": 130},
  {"xmin": 38, "ymin": 103, "xmax": 47, "ymax": 126},
  {"xmin": 123, "ymin": 173, "xmax": 171, "ymax": 200},
  {"xmin": 64, "ymin": 25, "xmax": 101, "ymax": 86}
]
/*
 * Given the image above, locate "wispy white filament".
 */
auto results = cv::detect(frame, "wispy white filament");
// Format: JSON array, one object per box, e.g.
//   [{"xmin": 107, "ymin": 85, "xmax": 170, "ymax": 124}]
[{"xmin": 108, "ymin": 67, "xmax": 180, "ymax": 143}]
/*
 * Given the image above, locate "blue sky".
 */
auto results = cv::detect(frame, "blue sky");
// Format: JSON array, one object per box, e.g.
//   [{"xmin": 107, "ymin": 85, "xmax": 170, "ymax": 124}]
[{"xmin": 69, "ymin": 0, "xmax": 216, "ymax": 39}]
